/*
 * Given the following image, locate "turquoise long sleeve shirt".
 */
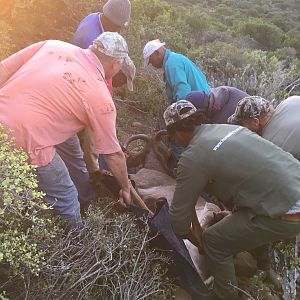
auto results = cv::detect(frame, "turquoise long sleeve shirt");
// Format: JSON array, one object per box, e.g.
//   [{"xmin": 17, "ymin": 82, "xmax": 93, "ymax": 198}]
[{"xmin": 163, "ymin": 49, "xmax": 210, "ymax": 104}]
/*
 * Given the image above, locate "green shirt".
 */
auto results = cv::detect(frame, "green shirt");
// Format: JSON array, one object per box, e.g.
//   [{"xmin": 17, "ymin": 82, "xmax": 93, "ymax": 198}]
[{"xmin": 171, "ymin": 124, "xmax": 300, "ymax": 235}]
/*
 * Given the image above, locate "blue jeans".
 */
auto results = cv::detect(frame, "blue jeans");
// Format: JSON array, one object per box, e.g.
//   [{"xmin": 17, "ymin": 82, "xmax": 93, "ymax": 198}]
[
  {"xmin": 56, "ymin": 135, "xmax": 96, "ymax": 207},
  {"xmin": 36, "ymin": 152, "xmax": 82, "ymax": 228}
]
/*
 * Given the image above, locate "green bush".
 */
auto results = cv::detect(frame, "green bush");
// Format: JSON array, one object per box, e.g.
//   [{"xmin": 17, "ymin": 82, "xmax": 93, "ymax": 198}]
[
  {"xmin": 286, "ymin": 31, "xmax": 300, "ymax": 57},
  {"xmin": 236, "ymin": 19, "xmax": 286, "ymax": 50},
  {"xmin": 0, "ymin": 124, "xmax": 60, "ymax": 280},
  {"xmin": 184, "ymin": 10, "xmax": 212, "ymax": 34}
]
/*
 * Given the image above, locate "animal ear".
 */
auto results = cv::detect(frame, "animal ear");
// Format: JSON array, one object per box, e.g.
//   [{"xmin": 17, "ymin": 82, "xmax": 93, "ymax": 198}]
[
  {"xmin": 154, "ymin": 129, "xmax": 168, "ymax": 142},
  {"xmin": 126, "ymin": 152, "xmax": 146, "ymax": 168}
]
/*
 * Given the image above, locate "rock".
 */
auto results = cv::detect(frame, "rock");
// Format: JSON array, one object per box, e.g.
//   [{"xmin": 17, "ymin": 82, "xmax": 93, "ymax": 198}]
[
  {"xmin": 132, "ymin": 121, "xmax": 142, "ymax": 127},
  {"xmin": 234, "ymin": 251, "xmax": 257, "ymax": 277},
  {"xmin": 174, "ymin": 286, "xmax": 192, "ymax": 300}
]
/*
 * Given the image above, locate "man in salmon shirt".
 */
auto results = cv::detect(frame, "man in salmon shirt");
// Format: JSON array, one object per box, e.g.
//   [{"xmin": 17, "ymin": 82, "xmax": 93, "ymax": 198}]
[
  {"xmin": 55, "ymin": 0, "xmax": 132, "ymax": 211},
  {"xmin": 0, "ymin": 32, "xmax": 132, "ymax": 228}
]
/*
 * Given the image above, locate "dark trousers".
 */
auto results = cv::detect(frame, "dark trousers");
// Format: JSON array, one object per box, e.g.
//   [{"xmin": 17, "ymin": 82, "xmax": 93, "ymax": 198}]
[{"xmin": 202, "ymin": 209, "xmax": 300, "ymax": 299}]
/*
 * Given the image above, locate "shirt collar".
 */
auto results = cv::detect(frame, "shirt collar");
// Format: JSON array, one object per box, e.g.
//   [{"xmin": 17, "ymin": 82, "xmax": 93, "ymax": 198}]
[
  {"xmin": 85, "ymin": 49, "xmax": 106, "ymax": 79},
  {"xmin": 163, "ymin": 49, "xmax": 171, "ymax": 68},
  {"xmin": 98, "ymin": 13, "xmax": 105, "ymax": 33}
]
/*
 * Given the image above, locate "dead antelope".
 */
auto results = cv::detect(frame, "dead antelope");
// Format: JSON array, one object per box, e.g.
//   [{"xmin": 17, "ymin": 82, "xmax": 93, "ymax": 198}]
[{"xmin": 124, "ymin": 130, "xmax": 221, "ymax": 283}]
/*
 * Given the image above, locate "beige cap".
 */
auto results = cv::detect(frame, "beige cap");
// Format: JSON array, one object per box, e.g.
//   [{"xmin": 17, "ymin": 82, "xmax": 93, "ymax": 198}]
[
  {"xmin": 91, "ymin": 31, "xmax": 129, "ymax": 59},
  {"xmin": 121, "ymin": 57, "xmax": 136, "ymax": 91}
]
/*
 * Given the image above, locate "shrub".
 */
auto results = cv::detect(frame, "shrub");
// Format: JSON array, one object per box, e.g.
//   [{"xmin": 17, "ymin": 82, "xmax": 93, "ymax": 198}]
[
  {"xmin": 190, "ymin": 42, "xmax": 249, "ymax": 85},
  {"xmin": 132, "ymin": 0, "xmax": 171, "ymax": 22},
  {"xmin": 184, "ymin": 10, "xmax": 212, "ymax": 35},
  {"xmin": 286, "ymin": 31, "xmax": 300, "ymax": 57},
  {"xmin": 236, "ymin": 19, "xmax": 286, "ymax": 50},
  {"xmin": 17, "ymin": 204, "xmax": 175, "ymax": 299},
  {"xmin": 120, "ymin": 70, "xmax": 167, "ymax": 115},
  {"xmin": 0, "ymin": 124, "xmax": 60, "ymax": 280},
  {"xmin": 0, "ymin": 126, "xmax": 174, "ymax": 298}
]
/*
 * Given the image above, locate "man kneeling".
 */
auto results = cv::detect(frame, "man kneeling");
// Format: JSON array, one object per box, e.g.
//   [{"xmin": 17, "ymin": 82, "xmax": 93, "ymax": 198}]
[{"xmin": 163, "ymin": 100, "xmax": 300, "ymax": 300}]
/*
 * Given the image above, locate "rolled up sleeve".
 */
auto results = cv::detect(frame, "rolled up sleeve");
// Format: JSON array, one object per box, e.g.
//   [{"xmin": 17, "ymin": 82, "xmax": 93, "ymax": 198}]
[
  {"xmin": 170, "ymin": 155, "xmax": 208, "ymax": 235},
  {"xmin": 85, "ymin": 92, "xmax": 121, "ymax": 155}
]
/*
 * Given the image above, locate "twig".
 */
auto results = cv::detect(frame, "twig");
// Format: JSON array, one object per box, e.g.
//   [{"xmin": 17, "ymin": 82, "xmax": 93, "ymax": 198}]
[
  {"xmin": 288, "ymin": 83, "xmax": 300, "ymax": 96},
  {"xmin": 284, "ymin": 77, "xmax": 300, "ymax": 91},
  {"xmin": 114, "ymin": 98, "xmax": 148, "ymax": 114},
  {"xmin": 228, "ymin": 282, "xmax": 256, "ymax": 299},
  {"xmin": 114, "ymin": 97, "xmax": 139, "ymax": 104}
]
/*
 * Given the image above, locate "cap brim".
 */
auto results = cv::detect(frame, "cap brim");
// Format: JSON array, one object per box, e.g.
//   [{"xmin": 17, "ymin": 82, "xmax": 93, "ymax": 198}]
[
  {"xmin": 143, "ymin": 56, "xmax": 150, "ymax": 68},
  {"xmin": 127, "ymin": 78, "xmax": 133, "ymax": 92},
  {"xmin": 143, "ymin": 42, "xmax": 165, "ymax": 67}
]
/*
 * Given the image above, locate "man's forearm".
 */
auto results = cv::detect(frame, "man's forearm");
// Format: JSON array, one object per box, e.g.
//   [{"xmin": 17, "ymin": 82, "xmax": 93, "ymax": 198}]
[
  {"xmin": 0, "ymin": 63, "xmax": 10, "ymax": 88},
  {"xmin": 103, "ymin": 151, "xmax": 130, "ymax": 191},
  {"xmin": 82, "ymin": 128, "xmax": 99, "ymax": 173}
]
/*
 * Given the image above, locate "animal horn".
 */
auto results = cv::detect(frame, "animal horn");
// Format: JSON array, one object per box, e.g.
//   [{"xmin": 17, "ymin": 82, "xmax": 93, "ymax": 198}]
[
  {"xmin": 123, "ymin": 134, "xmax": 151, "ymax": 150},
  {"xmin": 154, "ymin": 129, "xmax": 168, "ymax": 141}
]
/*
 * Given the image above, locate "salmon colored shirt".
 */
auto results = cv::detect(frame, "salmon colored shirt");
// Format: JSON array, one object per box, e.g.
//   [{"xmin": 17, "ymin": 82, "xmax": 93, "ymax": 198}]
[{"xmin": 0, "ymin": 40, "xmax": 121, "ymax": 166}]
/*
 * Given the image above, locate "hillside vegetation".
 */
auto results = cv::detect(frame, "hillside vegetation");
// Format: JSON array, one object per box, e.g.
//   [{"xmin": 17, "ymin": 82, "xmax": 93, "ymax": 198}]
[
  {"xmin": 1, "ymin": 0, "xmax": 299, "ymax": 114},
  {"xmin": 125, "ymin": 0, "xmax": 300, "ymax": 113}
]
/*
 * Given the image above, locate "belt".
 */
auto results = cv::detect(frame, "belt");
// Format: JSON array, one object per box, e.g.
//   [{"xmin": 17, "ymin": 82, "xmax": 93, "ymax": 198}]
[{"xmin": 280, "ymin": 213, "xmax": 300, "ymax": 222}]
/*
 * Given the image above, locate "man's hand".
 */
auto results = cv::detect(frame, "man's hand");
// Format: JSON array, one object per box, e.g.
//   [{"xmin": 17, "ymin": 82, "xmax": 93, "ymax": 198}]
[
  {"xmin": 118, "ymin": 187, "xmax": 132, "ymax": 208},
  {"xmin": 213, "ymin": 210, "xmax": 231, "ymax": 222}
]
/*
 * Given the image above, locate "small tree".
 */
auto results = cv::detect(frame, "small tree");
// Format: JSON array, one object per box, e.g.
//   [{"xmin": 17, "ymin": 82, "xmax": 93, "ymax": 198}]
[
  {"xmin": 237, "ymin": 19, "xmax": 286, "ymax": 50},
  {"xmin": 0, "ymin": 124, "xmax": 59, "ymax": 282}
]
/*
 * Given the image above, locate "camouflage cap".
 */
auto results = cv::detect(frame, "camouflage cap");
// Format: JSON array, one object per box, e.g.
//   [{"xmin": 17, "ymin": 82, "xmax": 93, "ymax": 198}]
[
  {"xmin": 227, "ymin": 96, "xmax": 271, "ymax": 124},
  {"xmin": 121, "ymin": 57, "xmax": 136, "ymax": 91},
  {"xmin": 163, "ymin": 100, "xmax": 197, "ymax": 127},
  {"xmin": 91, "ymin": 31, "xmax": 129, "ymax": 59}
]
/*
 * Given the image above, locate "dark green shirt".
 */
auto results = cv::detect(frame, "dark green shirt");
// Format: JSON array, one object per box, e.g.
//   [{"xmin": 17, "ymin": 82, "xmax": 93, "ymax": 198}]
[{"xmin": 171, "ymin": 124, "xmax": 300, "ymax": 235}]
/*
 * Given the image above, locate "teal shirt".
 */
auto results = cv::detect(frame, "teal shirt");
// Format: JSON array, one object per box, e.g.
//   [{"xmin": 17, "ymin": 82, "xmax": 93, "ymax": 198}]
[
  {"xmin": 171, "ymin": 124, "xmax": 300, "ymax": 235},
  {"xmin": 163, "ymin": 49, "xmax": 210, "ymax": 103}
]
